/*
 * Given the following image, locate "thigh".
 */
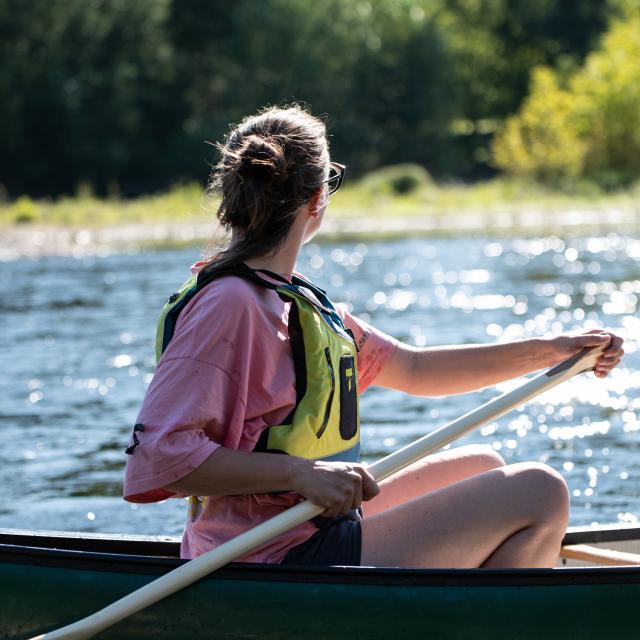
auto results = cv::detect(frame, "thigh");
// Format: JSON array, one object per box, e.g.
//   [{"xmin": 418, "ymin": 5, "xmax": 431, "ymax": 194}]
[
  {"xmin": 363, "ymin": 444, "xmax": 505, "ymax": 518},
  {"xmin": 361, "ymin": 462, "xmax": 559, "ymax": 568}
]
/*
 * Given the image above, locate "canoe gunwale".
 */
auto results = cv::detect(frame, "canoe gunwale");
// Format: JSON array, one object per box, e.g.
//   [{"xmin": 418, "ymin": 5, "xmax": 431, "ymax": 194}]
[
  {"xmin": 3, "ymin": 540, "xmax": 640, "ymax": 588},
  {"xmin": 563, "ymin": 524, "xmax": 640, "ymax": 545},
  {"xmin": 3, "ymin": 524, "xmax": 640, "ymax": 548},
  {"xmin": 3, "ymin": 525, "xmax": 640, "ymax": 589}
]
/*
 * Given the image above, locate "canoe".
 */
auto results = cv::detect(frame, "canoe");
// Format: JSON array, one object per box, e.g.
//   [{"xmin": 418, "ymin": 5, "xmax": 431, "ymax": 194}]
[{"xmin": 2, "ymin": 525, "xmax": 640, "ymax": 640}]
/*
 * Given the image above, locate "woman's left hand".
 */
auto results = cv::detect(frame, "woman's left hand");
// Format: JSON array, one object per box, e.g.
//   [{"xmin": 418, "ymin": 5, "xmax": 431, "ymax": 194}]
[{"xmin": 547, "ymin": 329, "xmax": 625, "ymax": 378}]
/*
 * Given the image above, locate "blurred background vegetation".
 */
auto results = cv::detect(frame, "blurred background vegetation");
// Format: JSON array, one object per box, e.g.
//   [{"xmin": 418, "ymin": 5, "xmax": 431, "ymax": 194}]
[{"xmin": 1, "ymin": 0, "xmax": 638, "ymax": 222}]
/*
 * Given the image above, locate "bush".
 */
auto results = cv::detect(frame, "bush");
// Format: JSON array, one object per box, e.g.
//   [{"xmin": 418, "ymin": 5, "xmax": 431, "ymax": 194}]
[
  {"xmin": 11, "ymin": 196, "xmax": 39, "ymax": 224},
  {"xmin": 492, "ymin": 68, "xmax": 585, "ymax": 184},
  {"xmin": 492, "ymin": 9, "xmax": 640, "ymax": 188},
  {"xmin": 359, "ymin": 164, "xmax": 435, "ymax": 197},
  {"xmin": 571, "ymin": 13, "xmax": 640, "ymax": 186}
]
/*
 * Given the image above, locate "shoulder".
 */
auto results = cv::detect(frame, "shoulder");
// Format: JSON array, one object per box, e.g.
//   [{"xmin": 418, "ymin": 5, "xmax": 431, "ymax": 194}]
[
  {"xmin": 195, "ymin": 273, "xmax": 268, "ymax": 306},
  {"xmin": 187, "ymin": 266, "xmax": 284, "ymax": 311},
  {"xmin": 162, "ymin": 274, "xmax": 277, "ymax": 364},
  {"xmin": 177, "ymin": 273, "xmax": 281, "ymax": 335}
]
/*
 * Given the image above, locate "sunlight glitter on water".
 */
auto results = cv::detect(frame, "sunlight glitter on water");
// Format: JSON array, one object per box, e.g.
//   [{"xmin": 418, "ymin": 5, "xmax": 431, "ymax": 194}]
[
  {"xmin": 548, "ymin": 421, "xmax": 611, "ymax": 441},
  {"xmin": 1, "ymin": 234, "xmax": 638, "ymax": 534}
]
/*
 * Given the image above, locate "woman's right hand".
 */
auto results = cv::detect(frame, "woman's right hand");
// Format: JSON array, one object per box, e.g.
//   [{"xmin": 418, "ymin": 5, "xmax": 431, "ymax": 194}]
[{"xmin": 290, "ymin": 459, "xmax": 380, "ymax": 518}]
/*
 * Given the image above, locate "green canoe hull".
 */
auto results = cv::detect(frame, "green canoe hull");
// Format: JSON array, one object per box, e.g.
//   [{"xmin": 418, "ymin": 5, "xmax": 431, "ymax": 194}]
[{"xmin": 2, "ymin": 527, "xmax": 640, "ymax": 640}]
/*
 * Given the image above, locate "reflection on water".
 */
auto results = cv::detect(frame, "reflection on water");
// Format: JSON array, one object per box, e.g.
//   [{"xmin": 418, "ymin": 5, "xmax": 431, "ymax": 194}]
[{"xmin": 0, "ymin": 233, "xmax": 638, "ymax": 535}]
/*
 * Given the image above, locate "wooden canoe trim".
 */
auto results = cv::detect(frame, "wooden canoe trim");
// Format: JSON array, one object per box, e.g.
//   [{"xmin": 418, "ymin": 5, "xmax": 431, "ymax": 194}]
[{"xmin": 561, "ymin": 544, "xmax": 640, "ymax": 566}]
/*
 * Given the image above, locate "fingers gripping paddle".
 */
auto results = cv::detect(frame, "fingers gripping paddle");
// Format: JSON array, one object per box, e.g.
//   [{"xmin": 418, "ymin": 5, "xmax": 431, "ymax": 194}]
[{"xmin": 31, "ymin": 345, "xmax": 607, "ymax": 640}]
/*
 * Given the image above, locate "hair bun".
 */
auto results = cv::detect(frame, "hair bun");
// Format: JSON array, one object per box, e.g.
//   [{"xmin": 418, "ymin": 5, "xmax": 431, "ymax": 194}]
[{"xmin": 239, "ymin": 135, "xmax": 287, "ymax": 182}]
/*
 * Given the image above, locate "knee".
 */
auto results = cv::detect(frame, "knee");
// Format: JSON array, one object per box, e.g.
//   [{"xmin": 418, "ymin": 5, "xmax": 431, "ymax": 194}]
[
  {"xmin": 464, "ymin": 444, "xmax": 506, "ymax": 473},
  {"xmin": 519, "ymin": 463, "xmax": 570, "ymax": 526}
]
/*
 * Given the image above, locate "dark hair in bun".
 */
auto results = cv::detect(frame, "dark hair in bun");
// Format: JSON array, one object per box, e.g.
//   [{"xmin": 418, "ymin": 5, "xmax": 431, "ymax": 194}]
[
  {"xmin": 238, "ymin": 135, "xmax": 287, "ymax": 183},
  {"xmin": 202, "ymin": 105, "xmax": 329, "ymax": 276}
]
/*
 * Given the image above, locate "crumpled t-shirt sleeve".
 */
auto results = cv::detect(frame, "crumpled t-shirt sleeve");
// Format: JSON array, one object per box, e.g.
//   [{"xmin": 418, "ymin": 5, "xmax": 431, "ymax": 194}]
[
  {"xmin": 335, "ymin": 304, "xmax": 398, "ymax": 393},
  {"xmin": 123, "ymin": 282, "xmax": 256, "ymax": 503}
]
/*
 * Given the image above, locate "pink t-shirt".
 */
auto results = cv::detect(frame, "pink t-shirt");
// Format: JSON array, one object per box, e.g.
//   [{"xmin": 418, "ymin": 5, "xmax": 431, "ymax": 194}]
[{"xmin": 123, "ymin": 267, "xmax": 398, "ymax": 562}]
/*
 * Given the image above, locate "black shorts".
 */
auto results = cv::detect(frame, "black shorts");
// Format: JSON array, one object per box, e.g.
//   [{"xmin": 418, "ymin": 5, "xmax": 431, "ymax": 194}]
[{"xmin": 281, "ymin": 509, "xmax": 362, "ymax": 567}]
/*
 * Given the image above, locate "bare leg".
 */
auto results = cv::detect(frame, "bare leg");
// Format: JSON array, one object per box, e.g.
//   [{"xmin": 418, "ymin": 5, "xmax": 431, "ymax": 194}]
[
  {"xmin": 364, "ymin": 444, "xmax": 506, "ymax": 518},
  {"xmin": 361, "ymin": 462, "xmax": 569, "ymax": 568}
]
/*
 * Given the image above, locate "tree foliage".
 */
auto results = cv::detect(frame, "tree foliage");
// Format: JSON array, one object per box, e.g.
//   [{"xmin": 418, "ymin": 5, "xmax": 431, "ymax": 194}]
[
  {"xmin": 0, "ymin": 0, "xmax": 623, "ymax": 197},
  {"xmin": 493, "ymin": 6, "xmax": 640, "ymax": 187}
]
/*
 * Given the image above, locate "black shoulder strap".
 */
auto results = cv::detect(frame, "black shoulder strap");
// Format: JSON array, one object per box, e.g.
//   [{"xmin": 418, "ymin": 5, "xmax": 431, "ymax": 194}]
[
  {"xmin": 291, "ymin": 272, "xmax": 327, "ymax": 295},
  {"xmin": 253, "ymin": 268, "xmax": 292, "ymax": 285}
]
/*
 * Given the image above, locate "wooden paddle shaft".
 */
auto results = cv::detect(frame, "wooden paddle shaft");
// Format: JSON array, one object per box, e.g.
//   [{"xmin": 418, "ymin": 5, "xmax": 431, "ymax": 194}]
[{"xmin": 32, "ymin": 344, "xmax": 606, "ymax": 640}]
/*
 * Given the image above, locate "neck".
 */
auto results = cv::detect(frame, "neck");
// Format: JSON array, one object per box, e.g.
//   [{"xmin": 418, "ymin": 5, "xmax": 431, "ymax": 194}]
[
  {"xmin": 244, "ymin": 253, "xmax": 296, "ymax": 278},
  {"xmin": 231, "ymin": 232, "xmax": 301, "ymax": 279},
  {"xmin": 230, "ymin": 200, "xmax": 317, "ymax": 277}
]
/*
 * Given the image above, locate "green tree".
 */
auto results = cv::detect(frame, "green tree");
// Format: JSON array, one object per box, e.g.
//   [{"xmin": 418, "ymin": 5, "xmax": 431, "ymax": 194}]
[
  {"xmin": 0, "ymin": 0, "xmax": 186, "ymax": 197},
  {"xmin": 437, "ymin": 0, "xmax": 615, "ymax": 176},
  {"xmin": 168, "ymin": 0, "xmax": 458, "ymax": 176},
  {"xmin": 571, "ymin": 11, "xmax": 640, "ymax": 186},
  {"xmin": 492, "ymin": 6, "xmax": 640, "ymax": 187},
  {"xmin": 0, "ymin": 0, "xmax": 624, "ymax": 196},
  {"xmin": 492, "ymin": 67, "xmax": 584, "ymax": 183}
]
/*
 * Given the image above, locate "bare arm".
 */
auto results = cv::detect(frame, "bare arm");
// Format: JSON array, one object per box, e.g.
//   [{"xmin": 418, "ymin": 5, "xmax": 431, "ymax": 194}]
[
  {"xmin": 163, "ymin": 447, "xmax": 379, "ymax": 518},
  {"xmin": 164, "ymin": 447, "xmax": 300, "ymax": 496},
  {"xmin": 375, "ymin": 330, "xmax": 624, "ymax": 397}
]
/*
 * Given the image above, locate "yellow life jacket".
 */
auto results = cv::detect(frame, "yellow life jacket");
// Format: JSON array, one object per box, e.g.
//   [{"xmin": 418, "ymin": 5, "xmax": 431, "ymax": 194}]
[{"xmin": 155, "ymin": 263, "xmax": 360, "ymax": 519}]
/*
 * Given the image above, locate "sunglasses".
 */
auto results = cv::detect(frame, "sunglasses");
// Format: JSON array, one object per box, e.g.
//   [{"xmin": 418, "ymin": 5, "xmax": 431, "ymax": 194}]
[{"xmin": 324, "ymin": 162, "xmax": 346, "ymax": 195}]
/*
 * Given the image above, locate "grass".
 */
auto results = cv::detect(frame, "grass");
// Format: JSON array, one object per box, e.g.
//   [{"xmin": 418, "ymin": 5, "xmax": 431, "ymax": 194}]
[
  {"xmin": 0, "ymin": 183, "xmax": 208, "ymax": 227},
  {"xmin": 1, "ymin": 169, "xmax": 638, "ymax": 229}
]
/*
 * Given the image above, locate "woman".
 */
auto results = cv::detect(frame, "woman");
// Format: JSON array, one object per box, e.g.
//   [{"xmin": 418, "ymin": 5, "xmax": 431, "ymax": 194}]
[{"xmin": 123, "ymin": 105, "xmax": 624, "ymax": 568}]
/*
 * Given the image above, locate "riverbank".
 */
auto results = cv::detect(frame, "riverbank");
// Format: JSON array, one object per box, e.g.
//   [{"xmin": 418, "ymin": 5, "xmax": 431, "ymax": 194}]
[
  {"xmin": 2, "ymin": 177, "xmax": 638, "ymax": 259},
  {"xmin": 2, "ymin": 204, "xmax": 639, "ymax": 261}
]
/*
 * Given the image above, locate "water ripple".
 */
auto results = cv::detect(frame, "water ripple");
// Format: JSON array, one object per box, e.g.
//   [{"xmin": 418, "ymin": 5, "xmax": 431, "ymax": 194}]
[{"xmin": 1, "ymin": 235, "xmax": 638, "ymax": 534}]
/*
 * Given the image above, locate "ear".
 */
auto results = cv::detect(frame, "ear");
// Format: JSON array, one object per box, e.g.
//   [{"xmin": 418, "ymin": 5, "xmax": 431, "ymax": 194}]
[{"xmin": 308, "ymin": 187, "xmax": 326, "ymax": 217}]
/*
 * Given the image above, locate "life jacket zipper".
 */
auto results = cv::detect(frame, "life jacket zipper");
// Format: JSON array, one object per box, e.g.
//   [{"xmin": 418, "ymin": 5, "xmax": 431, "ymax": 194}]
[{"xmin": 316, "ymin": 347, "xmax": 335, "ymax": 439}]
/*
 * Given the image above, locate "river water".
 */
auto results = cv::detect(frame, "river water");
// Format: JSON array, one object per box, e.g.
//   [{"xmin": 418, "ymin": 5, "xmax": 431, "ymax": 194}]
[{"xmin": 1, "ymin": 234, "xmax": 638, "ymax": 537}]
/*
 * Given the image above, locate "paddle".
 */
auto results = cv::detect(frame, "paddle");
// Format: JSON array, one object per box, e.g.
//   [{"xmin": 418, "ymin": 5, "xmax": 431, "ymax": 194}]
[{"xmin": 31, "ymin": 343, "xmax": 607, "ymax": 640}]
